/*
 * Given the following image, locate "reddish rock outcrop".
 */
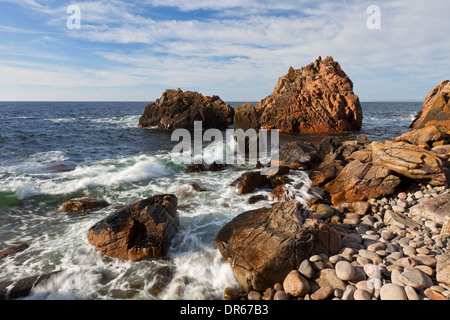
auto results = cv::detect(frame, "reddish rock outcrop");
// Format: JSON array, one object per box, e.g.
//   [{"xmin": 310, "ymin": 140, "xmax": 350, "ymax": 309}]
[
  {"xmin": 138, "ymin": 89, "xmax": 234, "ymax": 131},
  {"xmin": 215, "ymin": 200, "xmax": 342, "ymax": 292},
  {"xmin": 371, "ymin": 141, "xmax": 448, "ymax": 186},
  {"xmin": 410, "ymin": 80, "xmax": 450, "ymax": 130},
  {"xmin": 257, "ymin": 56, "xmax": 362, "ymax": 133},
  {"xmin": 323, "ymin": 160, "xmax": 401, "ymax": 206},
  {"xmin": 87, "ymin": 194, "xmax": 179, "ymax": 261}
]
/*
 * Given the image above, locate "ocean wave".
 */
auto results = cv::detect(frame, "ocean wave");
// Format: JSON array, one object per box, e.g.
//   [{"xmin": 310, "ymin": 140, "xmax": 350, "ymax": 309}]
[
  {"xmin": 86, "ymin": 115, "xmax": 141, "ymax": 129},
  {"xmin": 1, "ymin": 154, "xmax": 171, "ymax": 199}
]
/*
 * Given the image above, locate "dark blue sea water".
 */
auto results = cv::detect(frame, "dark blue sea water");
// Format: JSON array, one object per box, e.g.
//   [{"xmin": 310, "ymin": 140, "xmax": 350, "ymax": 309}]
[{"xmin": 0, "ymin": 101, "xmax": 421, "ymax": 299}]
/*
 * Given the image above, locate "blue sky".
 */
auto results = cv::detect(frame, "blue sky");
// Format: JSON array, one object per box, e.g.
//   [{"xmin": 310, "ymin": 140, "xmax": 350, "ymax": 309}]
[{"xmin": 0, "ymin": 0, "xmax": 449, "ymax": 102}]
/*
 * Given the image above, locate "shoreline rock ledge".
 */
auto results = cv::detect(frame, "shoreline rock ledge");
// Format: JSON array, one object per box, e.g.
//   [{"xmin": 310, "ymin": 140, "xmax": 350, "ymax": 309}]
[
  {"xmin": 257, "ymin": 56, "xmax": 363, "ymax": 133},
  {"xmin": 138, "ymin": 88, "xmax": 234, "ymax": 131}
]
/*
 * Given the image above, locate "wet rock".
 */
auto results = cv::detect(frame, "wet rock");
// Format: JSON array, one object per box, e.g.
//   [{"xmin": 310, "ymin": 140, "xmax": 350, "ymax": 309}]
[
  {"xmin": 0, "ymin": 243, "xmax": 29, "ymax": 261},
  {"xmin": 215, "ymin": 200, "xmax": 341, "ymax": 292},
  {"xmin": 58, "ymin": 197, "xmax": 110, "ymax": 213},
  {"xmin": 0, "ymin": 271, "xmax": 60, "ymax": 300},
  {"xmin": 46, "ymin": 162, "xmax": 77, "ymax": 172},
  {"xmin": 232, "ymin": 171, "xmax": 269, "ymax": 195},
  {"xmin": 87, "ymin": 194, "xmax": 179, "ymax": 261}
]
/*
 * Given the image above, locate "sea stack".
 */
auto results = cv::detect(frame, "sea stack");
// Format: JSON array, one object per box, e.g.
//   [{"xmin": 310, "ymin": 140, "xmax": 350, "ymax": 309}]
[
  {"xmin": 138, "ymin": 89, "xmax": 234, "ymax": 131},
  {"xmin": 257, "ymin": 56, "xmax": 363, "ymax": 133}
]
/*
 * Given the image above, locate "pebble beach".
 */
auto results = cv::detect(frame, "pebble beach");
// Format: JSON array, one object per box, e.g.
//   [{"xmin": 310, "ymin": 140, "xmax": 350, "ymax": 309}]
[{"xmin": 224, "ymin": 184, "xmax": 450, "ymax": 301}]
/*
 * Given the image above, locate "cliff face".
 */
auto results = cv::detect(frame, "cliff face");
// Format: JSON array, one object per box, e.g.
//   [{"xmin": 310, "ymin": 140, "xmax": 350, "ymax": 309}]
[
  {"xmin": 138, "ymin": 89, "xmax": 234, "ymax": 131},
  {"xmin": 257, "ymin": 56, "xmax": 363, "ymax": 133},
  {"xmin": 410, "ymin": 80, "xmax": 450, "ymax": 130}
]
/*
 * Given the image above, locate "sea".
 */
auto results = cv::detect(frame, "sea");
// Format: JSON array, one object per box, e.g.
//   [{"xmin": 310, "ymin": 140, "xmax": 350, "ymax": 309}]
[{"xmin": 0, "ymin": 101, "xmax": 421, "ymax": 300}]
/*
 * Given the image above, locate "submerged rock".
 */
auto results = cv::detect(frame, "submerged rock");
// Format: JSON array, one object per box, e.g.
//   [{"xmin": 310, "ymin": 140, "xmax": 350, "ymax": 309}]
[
  {"xmin": 58, "ymin": 197, "xmax": 110, "ymax": 213},
  {"xmin": 87, "ymin": 194, "xmax": 179, "ymax": 261},
  {"xmin": 215, "ymin": 200, "xmax": 342, "ymax": 292},
  {"xmin": 257, "ymin": 56, "xmax": 362, "ymax": 133},
  {"xmin": 0, "ymin": 272, "xmax": 60, "ymax": 300},
  {"xmin": 138, "ymin": 89, "xmax": 234, "ymax": 131}
]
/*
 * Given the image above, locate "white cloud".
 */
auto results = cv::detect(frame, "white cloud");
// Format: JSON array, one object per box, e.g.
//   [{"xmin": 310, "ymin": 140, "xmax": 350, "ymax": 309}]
[{"xmin": 0, "ymin": 0, "xmax": 449, "ymax": 101}]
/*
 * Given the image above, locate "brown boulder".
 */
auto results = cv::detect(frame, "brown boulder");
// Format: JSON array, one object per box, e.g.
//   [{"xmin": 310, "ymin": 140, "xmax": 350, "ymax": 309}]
[
  {"xmin": 257, "ymin": 56, "xmax": 362, "ymax": 133},
  {"xmin": 58, "ymin": 197, "xmax": 110, "ymax": 213},
  {"xmin": 410, "ymin": 80, "xmax": 450, "ymax": 130},
  {"xmin": 323, "ymin": 160, "xmax": 401, "ymax": 205},
  {"xmin": 371, "ymin": 141, "xmax": 448, "ymax": 186},
  {"xmin": 231, "ymin": 171, "xmax": 269, "ymax": 195},
  {"xmin": 87, "ymin": 194, "xmax": 179, "ymax": 261},
  {"xmin": 138, "ymin": 89, "xmax": 234, "ymax": 131},
  {"xmin": 214, "ymin": 200, "xmax": 342, "ymax": 292}
]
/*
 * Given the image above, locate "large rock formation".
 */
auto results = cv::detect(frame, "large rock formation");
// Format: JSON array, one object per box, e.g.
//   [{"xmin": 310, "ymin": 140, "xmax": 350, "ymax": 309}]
[
  {"xmin": 257, "ymin": 56, "xmax": 363, "ymax": 133},
  {"xmin": 138, "ymin": 89, "xmax": 234, "ymax": 131},
  {"xmin": 87, "ymin": 194, "xmax": 179, "ymax": 261},
  {"xmin": 215, "ymin": 200, "xmax": 342, "ymax": 292},
  {"xmin": 410, "ymin": 80, "xmax": 450, "ymax": 130},
  {"xmin": 371, "ymin": 141, "xmax": 448, "ymax": 186}
]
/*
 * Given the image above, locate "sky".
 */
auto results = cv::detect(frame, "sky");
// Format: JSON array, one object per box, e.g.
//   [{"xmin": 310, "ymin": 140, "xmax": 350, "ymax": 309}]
[{"xmin": 0, "ymin": 0, "xmax": 448, "ymax": 102}]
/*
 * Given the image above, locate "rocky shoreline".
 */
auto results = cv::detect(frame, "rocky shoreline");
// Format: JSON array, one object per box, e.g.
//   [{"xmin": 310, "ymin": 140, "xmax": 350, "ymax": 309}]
[
  {"xmin": 0, "ymin": 58, "xmax": 448, "ymax": 301},
  {"xmin": 222, "ymin": 183, "xmax": 450, "ymax": 301}
]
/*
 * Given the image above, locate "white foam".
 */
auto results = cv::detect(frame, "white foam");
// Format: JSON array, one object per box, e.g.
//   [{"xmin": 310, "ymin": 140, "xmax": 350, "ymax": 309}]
[{"xmin": 1, "ymin": 154, "xmax": 171, "ymax": 199}]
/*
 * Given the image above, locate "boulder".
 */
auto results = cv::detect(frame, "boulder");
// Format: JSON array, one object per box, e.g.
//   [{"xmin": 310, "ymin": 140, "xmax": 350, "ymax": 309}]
[
  {"xmin": 138, "ymin": 89, "xmax": 234, "ymax": 131},
  {"xmin": 396, "ymin": 125, "xmax": 450, "ymax": 147},
  {"xmin": 58, "ymin": 197, "xmax": 110, "ymax": 213},
  {"xmin": 257, "ymin": 56, "xmax": 362, "ymax": 133},
  {"xmin": 277, "ymin": 141, "xmax": 323, "ymax": 170},
  {"xmin": 0, "ymin": 272, "xmax": 60, "ymax": 300},
  {"xmin": 87, "ymin": 194, "xmax": 179, "ymax": 261},
  {"xmin": 231, "ymin": 171, "xmax": 269, "ymax": 195},
  {"xmin": 323, "ymin": 160, "xmax": 401, "ymax": 205},
  {"xmin": 371, "ymin": 141, "xmax": 448, "ymax": 186},
  {"xmin": 409, "ymin": 192, "xmax": 450, "ymax": 225},
  {"xmin": 410, "ymin": 80, "xmax": 450, "ymax": 130},
  {"xmin": 215, "ymin": 200, "xmax": 342, "ymax": 292},
  {"xmin": 232, "ymin": 102, "xmax": 260, "ymax": 131},
  {"xmin": 0, "ymin": 243, "xmax": 29, "ymax": 261}
]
